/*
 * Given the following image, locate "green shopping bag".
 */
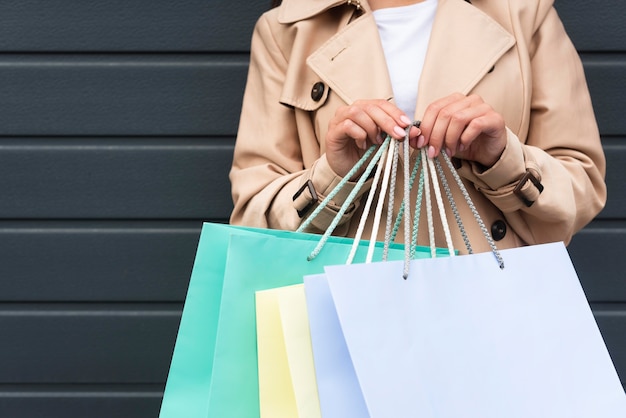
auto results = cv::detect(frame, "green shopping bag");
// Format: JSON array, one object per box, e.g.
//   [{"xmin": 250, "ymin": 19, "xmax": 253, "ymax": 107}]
[{"xmin": 159, "ymin": 222, "xmax": 449, "ymax": 418}]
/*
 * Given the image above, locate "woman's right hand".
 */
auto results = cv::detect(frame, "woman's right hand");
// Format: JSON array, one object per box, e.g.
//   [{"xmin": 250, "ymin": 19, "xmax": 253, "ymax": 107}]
[{"xmin": 325, "ymin": 99, "xmax": 421, "ymax": 178}]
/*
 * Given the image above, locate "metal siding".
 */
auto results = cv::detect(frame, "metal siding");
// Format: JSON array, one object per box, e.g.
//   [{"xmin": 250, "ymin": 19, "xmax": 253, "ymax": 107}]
[
  {"xmin": 0, "ymin": 138, "xmax": 234, "ymax": 218},
  {"xmin": 0, "ymin": 1, "xmax": 622, "ymax": 416},
  {"xmin": 0, "ymin": 222, "xmax": 199, "ymax": 301},
  {"xmin": 0, "ymin": 56, "xmax": 247, "ymax": 136},
  {"xmin": 0, "ymin": 0, "xmax": 268, "ymax": 52}
]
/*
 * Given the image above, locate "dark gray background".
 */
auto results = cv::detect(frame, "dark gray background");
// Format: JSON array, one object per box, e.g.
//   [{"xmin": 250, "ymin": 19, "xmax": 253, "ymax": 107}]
[{"xmin": 0, "ymin": 1, "xmax": 622, "ymax": 416}]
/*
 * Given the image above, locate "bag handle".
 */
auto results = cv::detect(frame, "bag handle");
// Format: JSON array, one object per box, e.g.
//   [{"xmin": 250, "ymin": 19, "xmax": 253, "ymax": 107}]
[
  {"xmin": 296, "ymin": 135, "xmax": 392, "ymax": 260},
  {"xmin": 438, "ymin": 151, "xmax": 505, "ymax": 269},
  {"xmin": 386, "ymin": 126, "xmax": 504, "ymax": 270},
  {"xmin": 298, "ymin": 123, "xmax": 504, "ymax": 276}
]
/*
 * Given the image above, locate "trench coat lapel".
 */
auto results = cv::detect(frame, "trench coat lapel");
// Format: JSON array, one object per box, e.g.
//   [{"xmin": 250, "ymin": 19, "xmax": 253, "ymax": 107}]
[
  {"xmin": 306, "ymin": 0, "xmax": 515, "ymax": 118},
  {"xmin": 415, "ymin": 0, "xmax": 515, "ymax": 117},
  {"xmin": 307, "ymin": 12, "xmax": 394, "ymax": 105}
]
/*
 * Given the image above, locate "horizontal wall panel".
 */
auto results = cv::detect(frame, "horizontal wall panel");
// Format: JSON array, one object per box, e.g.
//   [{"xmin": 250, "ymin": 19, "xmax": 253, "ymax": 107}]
[
  {"xmin": 0, "ymin": 139, "xmax": 234, "ymax": 219},
  {"xmin": 0, "ymin": 306, "xmax": 622, "ymax": 388},
  {"xmin": 583, "ymin": 58, "xmax": 626, "ymax": 136},
  {"xmin": 0, "ymin": 222, "xmax": 202, "ymax": 302},
  {"xmin": 0, "ymin": 0, "xmax": 267, "ymax": 52},
  {"xmin": 0, "ymin": 305, "xmax": 178, "ymax": 383},
  {"xmin": 0, "ymin": 56, "xmax": 247, "ymax": 136},
  {"xmin": 556, "ymin": 0, "xmax": 626, "ymax": 52},
  {"xmin": 569, "ymin": 222, "xmax": 626, "ymax": 302},
  {"xmin": 0, "ymin": 385, "xmax": 161, "ymax": 418},
  {"xmin": 1, "ymin": 1, "xmax": 622, "ymax": 55}
]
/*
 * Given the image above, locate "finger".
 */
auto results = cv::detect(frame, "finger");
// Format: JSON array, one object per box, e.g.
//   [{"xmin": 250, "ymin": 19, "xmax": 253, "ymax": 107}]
[
  {"xmin": 375, "ymin": 100, "xmax": 416, "ymax": 127},
  {"xmin": 409, "ymin": 134, "xmax": 425, "ymax": 149},
  {"xmin": 444, "ymin": 102, "xmax": 494, "ymax": 154},
  {"xmin": 356, "ymin": 99, "xmax": 413, "ymax": 140},
  {"xmin": 328, "ymin": 118, "xmax": 369, "ymax": 150},
  {"xmin": 419, "ymin": 93, "xmax": 466, "ymax": 142},
  {"xmin": 336, "ymin": 105, "xmax": 381, "ymax": 145},
  {"xmin": 407, "ymin": 125, "xmax": 422, "ymax": 141},
  {"xmin": 458, "ymin": 105, "xmax": 502, "ymax": 146},
  {"xmin": 460, "ymin": 114, "xmax": 507, "ymax": 167},
  {"xmin": 426, "ymin": 96, "xmax": 477, "ymax": 157}
]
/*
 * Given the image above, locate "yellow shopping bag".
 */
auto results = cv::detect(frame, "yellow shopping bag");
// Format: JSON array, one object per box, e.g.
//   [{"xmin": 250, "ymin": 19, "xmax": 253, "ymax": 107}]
[{"xmin": 256, "ymin": 284, "xmax": 321, "ymax": 418}]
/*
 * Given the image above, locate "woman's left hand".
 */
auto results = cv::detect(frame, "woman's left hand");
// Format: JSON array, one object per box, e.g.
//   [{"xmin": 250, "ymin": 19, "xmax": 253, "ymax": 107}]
[{"xmin": 412, "ymin": 93, "xmax": 507, "ymax": 168}]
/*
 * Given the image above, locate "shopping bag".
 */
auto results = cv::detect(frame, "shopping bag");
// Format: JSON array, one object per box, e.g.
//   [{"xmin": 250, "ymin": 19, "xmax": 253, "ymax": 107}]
[
  {"xmin": 206, "ymin": 232, "xmax": 448, "ymax": 417},
  {"xmin": 304, "ymin": 274, "xmax": 369, "ymax": 418},
  {"xmin": 159, "ymin": 222, "xmax": 449, "ymax": 418},
  {"xmin": 256, "ymin": 284, "xmax": 320, "ymax": 418},
  {"xmin": 320, "ymin": 241, "xmax": 626, "ymax": 418},
  {"xmin": 159, "ymin": 223, "xmax": 317, "ymax": 418}
]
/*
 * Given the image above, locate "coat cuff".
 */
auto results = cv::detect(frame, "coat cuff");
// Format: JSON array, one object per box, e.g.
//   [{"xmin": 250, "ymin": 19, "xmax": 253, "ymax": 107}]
[
  {"xmin": 458, "ymin": 129, "xmax": 543, "ymax": 212},
  {"xmin": 292, "ymin": 154, "xmax": 372, "ymax": 230}
]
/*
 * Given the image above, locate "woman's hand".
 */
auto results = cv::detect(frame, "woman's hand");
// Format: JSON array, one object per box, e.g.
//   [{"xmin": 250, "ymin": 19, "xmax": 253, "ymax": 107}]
[
  {"xmin": 413, "ymin": 93, "xmax": 507, "ymax": 168},
  {"xmin": 325, "ymin": 99, "xmax": 421, "ymax": 178}
]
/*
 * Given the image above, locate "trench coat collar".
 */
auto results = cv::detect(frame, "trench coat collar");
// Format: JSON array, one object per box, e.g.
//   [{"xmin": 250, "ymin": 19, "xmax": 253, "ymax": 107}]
[
  {"xmin": 415, "ymin": 0, "xmax": 515, "ymax": 116},
  {"xmin": 302, "ymin": 0, "xmax": 515, "ymax": 119},
  {"xmin": 278, "ymin": 0, "xmax": 370, "ymax": 24}
]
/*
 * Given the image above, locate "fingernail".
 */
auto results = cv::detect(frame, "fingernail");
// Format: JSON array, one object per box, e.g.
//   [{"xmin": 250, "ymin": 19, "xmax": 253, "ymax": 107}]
[
  {"xmin": 458, "ymin": 144, "xmax": 465, "ymax": 152},
  {"xmin": 393, "ymin": 126, "xmax": 406, "ymax": 137},
  {"xmin": 417, "ymin": 135, "xmax": 425, "ymax": 148},
  {"xmin": 428, "ymin": 145, "xmax": 436, "ymax": 159},
  {"xmin": 446, "ymin": 148, "xmax": 453, "ymax": 157},
  {"xmin": 358, "ymin": 140, "xmax": 367, "ymax": 150},
  {"xmin": 400, "ymin": 115, "xmax": 412, "ymax": 125},
  {"xmin": 376, "ymin": 133, "xmax": 384, "ymax": 144}
]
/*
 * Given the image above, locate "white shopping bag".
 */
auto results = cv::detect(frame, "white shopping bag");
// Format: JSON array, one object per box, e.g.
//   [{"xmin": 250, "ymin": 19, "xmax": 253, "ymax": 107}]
[{"xmin": 323, "ymin": 242, "xmax": 626, "ymax": 418}]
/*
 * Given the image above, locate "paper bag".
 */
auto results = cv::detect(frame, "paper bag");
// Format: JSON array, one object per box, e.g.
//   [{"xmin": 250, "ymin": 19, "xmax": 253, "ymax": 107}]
[
  {"xmin": 159, "ymin": 222, "xmax": 427, "ymax": 418},
  {"xmin": 256, "ymin": 284, "xmax": 321, "ymax": 418},
  {"xmin": 304, "ymin": 274, "xmax": 369, "ymax": 418},
  {"xmin": 206, "ymin": 232, "xmax": 445, "ymax": 417},
  {"xmin": 323, "ymin": 242, "xmax": 626, "ymax": 417}
]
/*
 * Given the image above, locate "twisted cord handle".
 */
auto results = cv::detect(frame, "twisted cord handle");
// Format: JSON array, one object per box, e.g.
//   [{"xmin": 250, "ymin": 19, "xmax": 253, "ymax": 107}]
[{"xmin": 299, "ymin": 123, "xmax": 505, "ymax": 273}]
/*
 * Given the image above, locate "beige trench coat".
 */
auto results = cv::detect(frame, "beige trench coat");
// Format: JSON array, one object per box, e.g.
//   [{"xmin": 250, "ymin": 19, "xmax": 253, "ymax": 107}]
[{"xmin": 229, "ymin": 0, "xmax": 606, "ymax": 253}]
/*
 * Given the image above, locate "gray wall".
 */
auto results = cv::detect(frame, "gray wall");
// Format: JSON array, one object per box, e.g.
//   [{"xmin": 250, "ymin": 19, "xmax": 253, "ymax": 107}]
[{"xmin": 0, "ymin": 1, "xmax": 622, "ymax": 417}]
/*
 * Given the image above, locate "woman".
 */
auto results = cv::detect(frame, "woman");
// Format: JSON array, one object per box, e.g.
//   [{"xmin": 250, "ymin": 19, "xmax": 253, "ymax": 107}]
[{"xmin": 229, "ymin": 0, "xmax": 606, "ymax": 253}]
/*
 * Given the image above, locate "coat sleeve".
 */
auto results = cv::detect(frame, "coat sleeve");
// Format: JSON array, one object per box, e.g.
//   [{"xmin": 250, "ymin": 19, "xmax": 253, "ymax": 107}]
[
  {"xmin": 458, "ymin": 3, "xmax": 606, "ymax": 246},
  {"xmin": 229, "ymin": 13, "xmax": 367, "ymax": 232}
]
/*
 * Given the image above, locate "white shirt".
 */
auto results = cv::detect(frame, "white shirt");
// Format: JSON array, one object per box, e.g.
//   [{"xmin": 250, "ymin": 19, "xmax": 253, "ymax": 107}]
[{"xmin": 373, "ymin": 0, "xmax": 438, "ymax": 118}]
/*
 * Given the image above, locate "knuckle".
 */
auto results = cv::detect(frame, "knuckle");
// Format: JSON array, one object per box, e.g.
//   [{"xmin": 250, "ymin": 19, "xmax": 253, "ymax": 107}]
[
  {"xmin": 361, "ymin": 102, "xmax": 376, "ymax": 113},
  {"xmin": 439, "ymin": 108, "xmax": 454, "ymax": 120},
  {"xmin": 425, "ymin": 102, "xmax": 442, "ymax": 115},
  {"xmin": 468, "ymin": 117, "xmax": 485, "ymax": 131},
  {"xmin": 344, "ymin": 105, "xmax": 361, "ymax": 119},
  {"xmin": 352, "ymin": 130, "xmax": 368, "ymax": 142},
  {"xmin": 450, "ymin": 111, "xmax": 467, "ymax": 124},
  {"xmin": 340, "ymin": 118, "xmax": 357, "ymax": 130}
]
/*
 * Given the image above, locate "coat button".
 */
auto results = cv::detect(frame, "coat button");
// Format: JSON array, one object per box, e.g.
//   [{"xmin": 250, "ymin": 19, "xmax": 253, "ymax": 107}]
[
  {"xmin": 491, "ymin": 220, "xmax": 507, "ymax": 241},
  {"xmin": 311, "ymin": 82, "xmax": 325, "ymax": 101}
]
